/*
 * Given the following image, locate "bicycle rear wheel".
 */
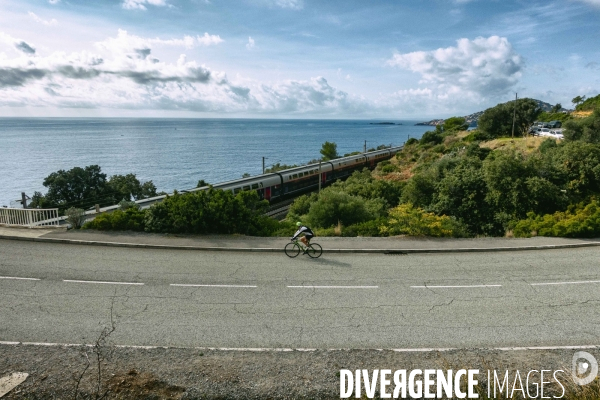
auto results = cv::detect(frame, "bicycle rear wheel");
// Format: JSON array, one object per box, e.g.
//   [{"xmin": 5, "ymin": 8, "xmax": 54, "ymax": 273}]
[
  {"xmin": 285, "ymin": 242, "xmax": 301, "ymax": 258},
  {"xmin": 306, "ymin": 243, "xmax": 322, "ymax": 258}
]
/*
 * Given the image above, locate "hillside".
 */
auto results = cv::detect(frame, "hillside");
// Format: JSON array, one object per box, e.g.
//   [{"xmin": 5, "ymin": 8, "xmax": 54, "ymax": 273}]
[
  {"xmin": 415, "ymin": 99, "xmax": 568, "ymax": 127},
  {"xmin": 575, "ymin": 94, "xmax": 600, "ymax": 111}
]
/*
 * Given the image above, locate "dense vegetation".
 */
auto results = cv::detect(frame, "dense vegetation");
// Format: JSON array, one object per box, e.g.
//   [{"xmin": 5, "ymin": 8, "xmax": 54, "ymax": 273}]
[
  {"xmin": 34, "ymin": 98, "xmax": 600, "ymax": 238},
  {"xmin": 574, "ymin": 94, "xmax": 600, "ymax": 111},
  {"xmin": 30, "ymin": 165, "xmax": 158, "ymax": 214},
  {"xmin": 84, "ymin": 188, "xmax": 293, "ymax": 236},
  {"xmin": 283, "ymin": 103, "xmax": 600, "ymax": 238}
]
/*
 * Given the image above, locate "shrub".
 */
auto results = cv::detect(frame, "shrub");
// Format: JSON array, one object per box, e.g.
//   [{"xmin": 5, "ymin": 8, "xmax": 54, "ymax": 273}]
[
  {"xmin": 380, "ymin": 203, "xmax": 468, "ymax": 237},
  {"xmin": 144, "ymin": 188, "xmax": 271, "ymax": 236},
  {"xmin": 380, "ymin": 163, "xmax": 397, "ymax": 173},
  {"xmin": 118, "ymin": 199, "xmax": 140, "ymax": 210},
  {"xmin": 65, "ymin": 207, "xmax": 86, "ymax": 229},
  {"xmin": 287, "ymin": 193, "xmax": 317, "ymax": 221},
  {"xmin": 405, "ymin": 137, "xmax": 419, "ymax": 146},
  {"xmin": 420, "ymin": 130, "xmax": 444, "ymax": 145},
  {"xmin": 511, "ymin": 200, "xmax": 600, "ymax": 238},
  {"xmin": 306, "ymin": 191, "xmax": 374, "ymax": 228},
  {"xmin": 343, "ymin": 218, "xmax": 386, "ymax": 237},
  {"xmin": 84, "ymin": 208, "xmax": 147, "ymax": 231}
]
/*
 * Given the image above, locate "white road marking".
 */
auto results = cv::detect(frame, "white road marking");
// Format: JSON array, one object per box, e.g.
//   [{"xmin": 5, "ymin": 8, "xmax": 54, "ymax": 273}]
[
  {"xmin": 63, "ymin": 279, "xmax": 144, "ymax": 285},
  {"xmin": 0, "ymin": 372, "xmax": 29, "ymax": 397},
  {"xmin": 0, "ymin": 341, "xmax": 598, "ymax": 352},
  {"xmin": 170, "ymin": 284, "xmax": 257, "ymax": 288},
  {"xmin": 0, "ymin": 276, "xmax": 40, "ymax": 281},
  {"xmin": 287, "ymin": 285, "xmax": 379, "ymax": 289},
  {"xmin": 530, "ymin": 280, "xmax": 600, "ymax": 286},
  {"xmin": 410, "ymin": 284, "xmax": 502, "ymax": 289}
]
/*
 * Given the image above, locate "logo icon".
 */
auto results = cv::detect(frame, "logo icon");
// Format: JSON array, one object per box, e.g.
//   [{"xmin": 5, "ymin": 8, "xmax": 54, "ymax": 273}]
[{"xmin": 572, "ymin": 351, "xmax": 598, "ymax": 386}]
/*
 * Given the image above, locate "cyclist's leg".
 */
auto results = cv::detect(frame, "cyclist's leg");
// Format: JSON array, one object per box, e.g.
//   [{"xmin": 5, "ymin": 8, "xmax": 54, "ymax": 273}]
[
  {"xmin": 300, "ymin": 236, "xmax": 308, "ymax": 246},
  {"xmin": 304, "ymin": 235, "xmax": 313, "ymax": 245}
]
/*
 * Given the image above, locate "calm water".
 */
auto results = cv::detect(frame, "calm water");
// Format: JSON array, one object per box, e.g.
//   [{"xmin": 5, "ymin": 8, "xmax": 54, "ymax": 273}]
[{"xmin": 0, "ymin": 118, "xmax": 430, "ymax": 207}]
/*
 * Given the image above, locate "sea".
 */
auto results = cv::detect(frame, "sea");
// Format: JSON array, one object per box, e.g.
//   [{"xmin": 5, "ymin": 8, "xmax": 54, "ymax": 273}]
[{"xmin": 0, "ymin": 118, "xmax": 431, "ymax": 207}]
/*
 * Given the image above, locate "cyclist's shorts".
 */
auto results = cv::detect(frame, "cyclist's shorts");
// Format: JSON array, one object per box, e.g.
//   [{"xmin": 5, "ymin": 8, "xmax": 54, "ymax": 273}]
[{"xmin": 304, "ymin": 233, "xmax": 314, "ymax": 240}]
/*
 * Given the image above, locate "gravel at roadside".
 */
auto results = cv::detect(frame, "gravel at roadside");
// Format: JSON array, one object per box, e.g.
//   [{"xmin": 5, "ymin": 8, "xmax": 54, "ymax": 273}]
[{"xmin": 1, "ymin": 344, "xmax": 598, "ymax": 399}]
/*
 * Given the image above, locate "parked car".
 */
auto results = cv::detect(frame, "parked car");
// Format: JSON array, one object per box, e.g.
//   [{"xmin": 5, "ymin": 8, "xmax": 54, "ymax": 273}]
[
  {"xmin": 547, "ymin": 120, "xmax": 562, "ymax": 129},
  {"xmin": 538, "ymin": 128, "xmax": 552, "ymax": 137}
]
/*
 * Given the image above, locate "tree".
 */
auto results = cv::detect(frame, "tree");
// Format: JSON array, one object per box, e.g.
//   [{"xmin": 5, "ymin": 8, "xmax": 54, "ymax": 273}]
[
  {"xmin": 551, "ymin": 103, "xmax": 562, "ymax": 113},
  {"xmin": 572, "ymin": 95, "xmax": 586, "ymax": 108},
  {"xmin": 442, "ymin": 117, "xmax": 469, "ymax": 132},
  {"xmin": 320, "ymin": 141, "xmax": 339, "ymax": 160},
  {"xmin": 430, "ymin": 158, "xmax": 493, "ymax": 235},
  {"xmin": 40, "ymin": 165, "xmax": 111, "ymax": 212},
  {"xmin": 477, "ymin": 98, "xmax": 541, "ymax": 139},
  {"xmin": 108, "ymin": 173, "xmax": 157, "ymax": 201},
  {"xmin": 197, "ymin": 179, "xmax": 209, "ymax": 188}
]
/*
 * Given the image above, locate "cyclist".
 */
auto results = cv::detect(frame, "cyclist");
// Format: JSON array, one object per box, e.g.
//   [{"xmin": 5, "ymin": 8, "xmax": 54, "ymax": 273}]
[{"xmin": 291, "ymin": 221, "xmax": 314, "ymax": 248}]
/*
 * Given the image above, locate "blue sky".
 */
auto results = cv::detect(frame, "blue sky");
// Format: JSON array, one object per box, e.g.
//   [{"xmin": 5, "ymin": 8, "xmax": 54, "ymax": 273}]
[{"xmin": 0, "ymin": 0, "xmax": 599, "ymax": 118}]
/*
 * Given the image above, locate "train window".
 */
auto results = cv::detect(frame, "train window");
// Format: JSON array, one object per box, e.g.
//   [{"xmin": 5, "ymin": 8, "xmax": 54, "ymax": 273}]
[
  {"xmin": 234, "ymin": 188, "xmax": 241, "ymax": 194},
  {"xmin": 292, "ymin": 174, "xmax": 298, "ymax": 179},
  {"xmin": 251, "ymin": 183, "xmax": 259, "ymax": 189},
  {"xmin": 243, "ymin": 185, "xmax": 250, "ymax": 191},
  {"xmin": 304, "ymin": 172, "xmax": 309, "ymax": 176}
]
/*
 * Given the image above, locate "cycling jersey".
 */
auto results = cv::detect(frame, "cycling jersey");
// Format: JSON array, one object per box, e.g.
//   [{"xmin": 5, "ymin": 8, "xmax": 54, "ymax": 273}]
[{"xmin": 291, "ymin": 226, "xmax": 314, "ymax": 240}]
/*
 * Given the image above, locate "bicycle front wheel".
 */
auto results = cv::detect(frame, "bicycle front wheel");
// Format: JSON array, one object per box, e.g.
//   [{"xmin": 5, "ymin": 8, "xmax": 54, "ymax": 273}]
[
  {"xmin": 285, "ymin": 242, "xmax": 301, "ymax": 258},
  {"xmin": 306, "ymin": 243, "xmax": 322, "ymax": 258}
]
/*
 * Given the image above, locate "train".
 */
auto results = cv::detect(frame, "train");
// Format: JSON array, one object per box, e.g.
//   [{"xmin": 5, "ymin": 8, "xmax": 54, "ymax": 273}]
[{"xmin": 131, "ymin": 145, "xmax": 403, "ymax": 209}]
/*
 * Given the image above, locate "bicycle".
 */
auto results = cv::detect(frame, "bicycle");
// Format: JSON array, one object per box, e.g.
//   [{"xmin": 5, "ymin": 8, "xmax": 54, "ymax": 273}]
[{"xmin": 285, "ymin": 239, "xmax": 323, "ymax": 258}]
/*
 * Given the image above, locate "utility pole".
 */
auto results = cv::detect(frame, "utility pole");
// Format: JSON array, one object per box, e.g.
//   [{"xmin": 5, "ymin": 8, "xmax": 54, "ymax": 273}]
[
  {"xmin": 364, "ymin": 140, "xmax": 366, "ymax": 153},
  {"xmin": 21, "ymin": 192, "xmax": 27, "ymax": 209},
  {"xmin": 262, "ymin": 157, "xmax": 265, "ymax": 174},
  {"xmin": 511, "ymin": 92, "xmax": 517, "ymax": 139},
  {"xmin": 318, "ymin": 160, "xmax": 322, "ymax": 193}
]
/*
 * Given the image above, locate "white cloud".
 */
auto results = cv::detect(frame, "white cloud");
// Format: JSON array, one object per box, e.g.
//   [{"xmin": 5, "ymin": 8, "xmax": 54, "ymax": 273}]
[
  {"xmin": 387, "ymin": 36, "xmax": 523, "ymax": 99},
  {"xmin": 28, "ymin": 11, "xmax": 58, "ymax": 26},
  {"xmin": 273, "ymin": 0, "xmax": 303, "ymax": 9},
  {"xmin": 122, "ymin": 0, "xmax": 168, "ymax": 10},
  {"xmin": 95, "ymin": 29, "xmax": 220, "ymax": 56},
  {"xmin": 48, "ymin": 0, "xmax": 60, "ymax": 4},
  {"xmin": 0, "ymin": 30, "xmax": 376, "ymax": 116},
  {"xmin": 573, "ymin": 0, "xmax": 600, "ymax": 7},
  {"xmin": 252, "ymin": 0, "xmax": 303, "ymax": 10},
  {"xmin": 246, "ymin": 36, "xmax": 255, "ymax": 50},
  {"xmin": 196, "ymin": 32, "xmax": 224, "ymax": 46}
]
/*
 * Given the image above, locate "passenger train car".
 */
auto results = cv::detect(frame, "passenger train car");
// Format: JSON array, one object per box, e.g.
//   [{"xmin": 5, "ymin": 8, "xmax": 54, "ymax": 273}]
[{"xmin": 133, "ymin": 146, "xmax": 403, "ymax": 209}]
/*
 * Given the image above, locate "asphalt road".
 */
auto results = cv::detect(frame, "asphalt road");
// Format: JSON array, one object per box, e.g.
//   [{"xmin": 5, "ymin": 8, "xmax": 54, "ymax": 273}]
[{"xmin": 1, "ymin": 240, "xmax": 599, "ymax": 349}]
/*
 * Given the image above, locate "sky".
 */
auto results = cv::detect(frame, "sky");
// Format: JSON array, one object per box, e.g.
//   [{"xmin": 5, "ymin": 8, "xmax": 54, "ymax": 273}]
[{"xmin": 0, "ymin": 0, "xmax": 599, "ymax": 119}]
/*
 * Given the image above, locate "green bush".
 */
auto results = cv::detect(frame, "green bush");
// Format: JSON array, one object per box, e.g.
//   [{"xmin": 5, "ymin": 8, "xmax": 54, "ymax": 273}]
[
  {"xmin": 380, "ymin": 163, "xmax": 397, "ymax": 173},
  {"xmin": 420, "ymin": 130, "xmax": 444, "ymax": 145},
  {"xmin": 306, "ymin": 191, "xmax": 374, "ymax": 228},
  {"xmin": 343, "ymin": 218, "xmax": 387, "ymax": 237},
  {"xmin": 380, "ymin": 203, "xmax": 467, "ymax": 237},
  {"xmin": 65, "ymin": 207, "xmax": 86, "ymax": 229},
  {"xmin": 144, "ymin": 188, "xmax": 272, "ymax": 235},
  {"xmin": 84, "ymin": 208, "xmax": 147, "ymax": 231},
  {"xmin": 563, "ymin": 109, "xmax": 600, "ymax": 144},
  {"xmin": 287, "ymin": 193, "xmax": 317, "ymax": 221},
  {"xmin": 512, "ymin": 200, "xmax": 600, "ymax": 238}
]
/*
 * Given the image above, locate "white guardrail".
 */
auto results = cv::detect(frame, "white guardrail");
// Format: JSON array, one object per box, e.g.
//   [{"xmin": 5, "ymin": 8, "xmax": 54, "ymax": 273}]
[{"xmin": 0, "ymin": 208, "xmax": 60, "ymax": 227}]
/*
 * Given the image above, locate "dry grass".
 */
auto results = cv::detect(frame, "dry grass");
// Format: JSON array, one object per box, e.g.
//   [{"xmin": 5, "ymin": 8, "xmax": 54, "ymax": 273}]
[
  {"xmin": 572, "ymin": 110, "xmax": 593, "ymax": 118},
  {"xmin": 334, "ymin": 220, "xmax": 342, "ymax": 236},
  {"xmin": 480, "ymin": 136, "xmax": 552, "ymax": 154}
]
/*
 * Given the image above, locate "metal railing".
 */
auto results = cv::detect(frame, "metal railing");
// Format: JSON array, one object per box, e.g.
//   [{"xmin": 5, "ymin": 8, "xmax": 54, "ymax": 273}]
[{"xmin": 0, "ymin": 208, "xmax": 60, "ymax": 227}]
